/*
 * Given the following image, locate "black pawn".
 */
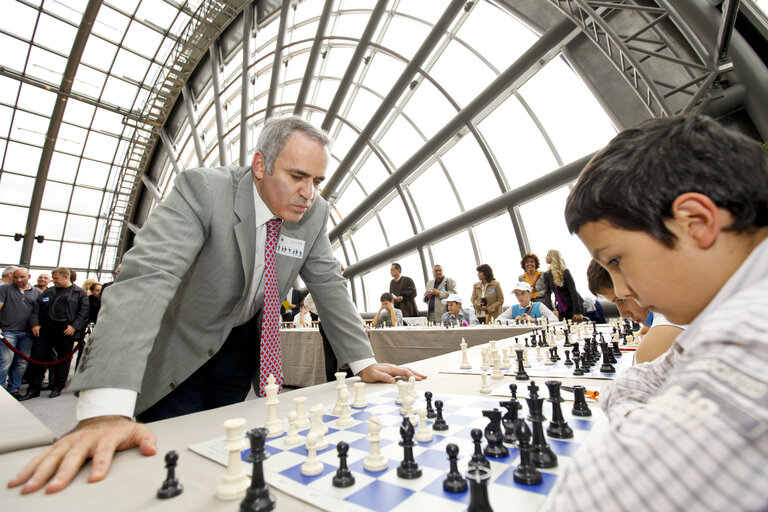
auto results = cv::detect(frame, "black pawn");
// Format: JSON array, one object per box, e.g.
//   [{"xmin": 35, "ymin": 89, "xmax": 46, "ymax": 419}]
[
  {"xmin": 332, "ymin": 441, "xmax": 355, "ymax": 488},
  {"xmin": 512, "ymin": 420, "xmax": 542, "ymax": 486},
  {"xmin": 157, "ymin": 450, "xmax": 183, "ymax": 499},
  {"xmin": 466, "ymin": 466, "xmax": 494, "ymax": 512},
  {"xmin": 514, "ymin": 349, "xmax": 529, "ymax": 381},
  {"xmin": 425, "ymin": 391, "xmax": 437, "ymax": 419},
  {"xmin": 442, "ymin": 443, "xmax": 467, "ymax": 493},
  {"xmin": 240, "ymin": 428, "xmax": 276, "ymax": 512},
  {"xmin": 432, "ymin": 399, "xmax": 449, "ymax": 431},
  {"xmin": 563, "ymin": 350, "xmax": 573, "ymax": 366},
  {"xmin": 571, "ymin": 385, "xmax": 592, "ymax": 417},
  {"xmin": 572, "ymin": 356, "xmax": 584, "ymax": 376},
  {"xmin": 612, "ymin": 340, "xmax": 622, "ymax": 357},
  {"xmin": 482, "ymin": 409, "xmax": 509, "ymax": 458},
  {"xmin": 468, "ymin": 428, "xmax": 490, "ymax": 469},
  {"xmin": 397, "ymin": 417, "xmax": 422, "ymax": 479},
  {"xmin": 599, "ymin": 342, "xmax": 616, "ymax": 373},
  {"xmin": 551, "ymin": 346, "xmax": 560, "ymax": 361},
  {"xmin": 544, "ymin": 381, "xmax": 573, "ymax": 439},
  {"xmin": 499, "ymin": 400, "xmax": 517, "ymax": 444}
]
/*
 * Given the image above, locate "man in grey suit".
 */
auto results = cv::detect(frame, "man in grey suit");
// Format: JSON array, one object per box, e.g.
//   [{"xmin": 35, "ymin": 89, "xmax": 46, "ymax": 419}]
[
  {"xmin": 10, "ymin": 116, "xmax": 424, "ymax": 494},
  {"xmin": 423, "ymin": 264, "xmax": 457, "ymax": 324}
]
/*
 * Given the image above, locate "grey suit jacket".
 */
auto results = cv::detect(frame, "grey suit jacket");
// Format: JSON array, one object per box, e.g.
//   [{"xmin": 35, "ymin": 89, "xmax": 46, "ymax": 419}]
[
  {"xmin": 71, "ymin": 166, "xmax": 374, "ymax": 415},
  {"xmin": 422, "ymin": 277, "xmax": 458, "ymax": 319}
]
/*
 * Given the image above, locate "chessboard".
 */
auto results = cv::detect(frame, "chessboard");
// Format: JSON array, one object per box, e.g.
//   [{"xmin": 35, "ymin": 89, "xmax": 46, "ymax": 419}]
[{"xmin": 189, "ymin": 386, "xmax": 603, "ymax": 512}]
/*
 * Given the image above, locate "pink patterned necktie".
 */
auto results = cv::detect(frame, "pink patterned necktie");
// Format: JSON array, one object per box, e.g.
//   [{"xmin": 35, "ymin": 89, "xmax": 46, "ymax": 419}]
[{"xmin": 259, "ymin": 217, "xmax": 283, "ymax": 396}]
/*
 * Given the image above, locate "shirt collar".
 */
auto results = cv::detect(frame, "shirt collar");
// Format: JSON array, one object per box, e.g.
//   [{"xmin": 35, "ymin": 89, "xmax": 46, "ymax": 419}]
[{"xmin": 252, "ymin": 182, "xmax": 278, "ymax": 227}]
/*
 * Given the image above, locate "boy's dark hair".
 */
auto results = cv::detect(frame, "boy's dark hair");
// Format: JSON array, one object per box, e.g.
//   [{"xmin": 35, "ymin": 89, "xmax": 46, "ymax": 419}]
[
  {"xmin": 565, "ymin": 114, "xmax": 768, "ymax": 246},
  {"xmin": 586, "ymin": 260, "xmax": 613, "ymax": 296},
  {"xmin": 520, "ymin": 253, "xmax": 540, "ymax": 271},
  {"xmin": 476, "ymin": 264, "xmax": 494, "ymax": 282},
  {"xmin": 380, "ymin": 292, "xmax": 395, "ymax": 302}
]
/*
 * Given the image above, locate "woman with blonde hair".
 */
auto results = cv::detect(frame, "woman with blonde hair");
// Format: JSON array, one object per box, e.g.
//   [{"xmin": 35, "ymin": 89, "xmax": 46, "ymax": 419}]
[{"xmin": 543, "ymin": 249, "xmax": 583, "ymax": 321}]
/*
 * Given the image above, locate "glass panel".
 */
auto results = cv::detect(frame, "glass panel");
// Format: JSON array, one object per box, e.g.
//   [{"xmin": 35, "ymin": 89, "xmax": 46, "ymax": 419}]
[
  {"xmin": 30, "ymin": 240, "xmax": 61, "ymax": 268},
  {"xmin": 0, "ymin": 204, "xmax": 31, "ymax": 235},
  {"xmin": 376, "ymin": 114, "xmax": 422, "ymax": 168},
  {"xmin": 344, "ymin": 86, "xmax": 380, "ymax": 129},
  {"xmin": 334, "ymin": 12, "xmax": 369, "ymax": 39},
  {"xmin": 3, "ymin": 142, "xmax": 42, "ymax": 177},
  {"xmin": 0, "ymin": 173, "xmax": 35, "ymax": 206},
  {"xmin": 37, "ymin": 210, "xmax": 66, "ymax": 239},
  {"xmin": 41, "ymin": 181, "xmax": 73, "ymax": 211},
  {"xmin": 0, "ymin": 33, "xmax": 29, "ymax": 71},
  {"xmin": 0, "ymin": 0, "xmax": 38, "ymax": 39},
  {"xmin": 34, "ymin": 13, "xmax": 77, "ymax": 54},
  {"xmin": 83, "ymin": 131, "xmax": 119, "ymax": 162},
  {"xmin": 81, "ymin": 36, "xmax": 119, "ymax": 69},
  {"xmin": 92, "ymin": 6, "xmax": 130, "ymax": 43},
  {"xmin": 408, "ymin": 162, "xmax": 461, "ymax": 230},
  {"xmin": 64, "ymin": 215, "xmax": 96, "ymax": 243},
  {"xmin": 122, "ymin": 20, "xmax": 163, "ymax": 56},
  {"xmin": 0, "ymin": 105, "xmax": 13, "ymax": 138},
  {"xmin": 351, "ymin": 152, "xmax": 389, "ymax": 193},
  {"xmin": 379, "ymin": 196, "xmax": 413, "ymax": 246},
  {"xmin": 113, "ymin": 49, "xmax": 151, "ymax": 83},
  {"xmin": 71, "ymin": 64, "xmax": 107, "ymax": 96},
  {"xmin": 27, "ymin": 46, "xmax": 67, "ymax": 84},
  {"xmin": 428, "ymin": 230, "xmax": 475, "ymax": 300},
  {"xmin": 333, "ymin": 179, "xmax": 365, "ymax": 219},
  {"xmin": 442, "ymin": 135, "xmax": 498, "ymax": 210},
  {"xmin": 472, "ymin": 214, "xmax": 520, "ymax": 307},
  {"xmin": 100, "ymin": 76, "xmax": 138, "ymax": 109},
  {"xmin": 16, "ymin": 83, "xmax": 57, "ymax": 117},
  {"xmin": 76, "ymin": 159, "xmax": 110, "ymax": 188},
  {"xmin": 361, "ymin": 52, "xmax": 405, "ymax": 98},
  {"xmin": 63, "ymin": 99, "xmax": 96, "ymax": 127},
  {"xmin": 350, "ymin": 216, "xmax": 386, "ymax": 261},
  {"xmin": 429, "ymin": 40, "xmax": 496, "ymax": 108},
  {"xmin": 378, "ymin": 15, "xmax": 430, "ymax": 62},
  {"xmin": 11, "ymin": 110, "xmax": 49, "ymax": 146},
  {"xmin": 0, "ymin": 236, "xmax": 21, "ymax": 265},
  {"xmin": 401, "ymin": 79, "xmax": 456, "ymax": 140},
  {"xmin": 60, "ymin": 242, "xmax": 92, "ymax": 268},
  {"xmin": 48, "ymin": 151, "xmax": 80, "ymax": 183},
  {"xmin": 396, "ymin": 0, "xmax": 442, "ymax": 24},
  {"xmin": 55, "ymin": 123, "xmax": 89, "ymax": 155},
  {"xmin": 69, "ymin": 186, "xmax": 103, "ymax": 216},
  {"xmin": 136, "ymin": 0, "xmax": 179, "ymax": 29},
  {"xmin": 362, "ymin": 263, "xmax": 391, "ymax": 313}
]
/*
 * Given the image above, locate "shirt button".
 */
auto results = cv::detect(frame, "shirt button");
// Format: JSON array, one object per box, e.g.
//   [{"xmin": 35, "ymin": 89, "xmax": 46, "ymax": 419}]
[
  {"xmin": 208, "ymin": 349, "xmax": 215, "ymax": 356},
  {"xmin": 169, "ymin": 382, "xmax": 176, "ymax": 389}
]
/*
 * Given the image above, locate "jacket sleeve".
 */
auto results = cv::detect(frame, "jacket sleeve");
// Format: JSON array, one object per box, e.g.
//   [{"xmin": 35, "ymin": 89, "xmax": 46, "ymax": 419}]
[
  {"xmin": 488, "ymin": 281, "xmax": 504, "ymax": 317},
  {"xmin": 564, "ymin": 269, "xmax": 583, "ymax": 314},
  {"xmin": 471, "ymin": 284, "xmax": 481, "ymax": 311},
  {"xmin": 72, "ymin": 289, "xmax": 90, "ymax": 333},
  {"xmin": 400, "ymin": 277, "xmax": 417, "ymax": 300}
]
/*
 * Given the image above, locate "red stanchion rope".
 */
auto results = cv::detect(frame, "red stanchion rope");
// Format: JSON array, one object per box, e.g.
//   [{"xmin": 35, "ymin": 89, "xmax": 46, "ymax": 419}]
[{"xmin": 0, "ymin": 333, "xmax": 84, "ymax": 366}]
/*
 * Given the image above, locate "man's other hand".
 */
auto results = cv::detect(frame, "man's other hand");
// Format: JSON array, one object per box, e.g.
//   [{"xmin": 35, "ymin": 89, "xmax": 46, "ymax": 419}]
[
  {"xmin": 357, "ymin": 363, "xmax": 427, "ymax": 384},
  {"xmin": 7, "ymin": 415, "xmax": 156, "ymax": 494}
]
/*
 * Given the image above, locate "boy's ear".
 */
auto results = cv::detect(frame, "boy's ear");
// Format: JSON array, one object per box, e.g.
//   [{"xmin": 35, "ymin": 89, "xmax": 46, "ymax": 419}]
[{"xmin": 669, "ymin": 192, "xmax": 726, "ymax": 249}]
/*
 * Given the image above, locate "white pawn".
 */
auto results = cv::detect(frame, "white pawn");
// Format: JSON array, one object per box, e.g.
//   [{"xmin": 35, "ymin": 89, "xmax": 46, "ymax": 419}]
[
  {"xmin": 536, "ymin": 345, "xmax": 543, "ymax": 361},
  {"xmin": 479, "ymin": 371, "xmax": 491, "ymax": 394},
  {"xmin": 408, "ymin": 375, "xmax": 418, "ymax": 400},
  {"xmin": 263, "ymin": 374, "xmax": 284, "ymax": 438},
  {"xmin": 491, "ymin": 356, "xmax": 503, "ymax": 380},
  {"xmin": 352, "ymin": 382, "xmax": 368, "ymax": 408},
  {"xmin": 395, "ymin": 380, "xmax": 405, "ymax": 404},
  {"xmin": 283, "ymin": 411, "xmax": 303, "ymax": 446},
  {"xmin": 501, "ymin": 347, "xmax": 510, "ymax": 368},
  {"xmin": 336, "ymin": 387, "xmax": 354, "ymax": 427},
  {"xmin": 294, "ymin": 396, "xmax": 310, "ymax": 429},
  {"xmin": 301, "ymin": 432, "xmax": 324, "ymax": 476},
  {"xmin": 333, "ymin": 372, "xmax": 347, "ymax": 415},
  {"xmin": 523, "ymin": 347, "xmax": 531, "ymax": 368},
  {"xmin": 363, "ymin": 414, "xmax": 388, "ymax": 472},
  {"xmin": 309, "ymin": 404, "xmax": 329, "ymax": 450},
  {"xmin": 401, "ymin": 393, "xmax": 413, "ymax": 416},
  {"xmin": 460, "ymin": 339, "xmax": 471, "ymax": 369},
  {"xmin": 216, "ymin": 418, "xmax": 249, "ymax": 500},
  {"xmin": 414, "ymin": 408, "xmax": 433, "ymax": 442}
]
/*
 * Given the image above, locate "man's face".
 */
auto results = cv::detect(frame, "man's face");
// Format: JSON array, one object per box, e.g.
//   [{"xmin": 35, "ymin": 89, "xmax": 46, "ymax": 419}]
[
  {"xmin": 433, "ymin": 266, "xmax": 443, "ymax": 279},
  {"xmin": 597, "ymin": 286, "xmax": 648, "ymax": 322},
  {"xmin": 37, "ymin": 274, "xmax": 51, "ymax": 287},
  {"xmin": 51, "ymin": 272, "xmax": 71, "ymax": 288},
  {"xmin": 514, "ymin": 290, "xmax": 531, "ymax": 306},
  {"xmin": 524, "ymin": 258, "xmax": 536, "ymax": 272},
  {"xmin": 252, "ymin": 131, "xmax": 328, "ymax": 222},
  {"xmin": 447, "ymin": 301, "xmax": 461, "ymax": 316},
  {"xmin": 12, "ymin": 269, "xmax": 29, "ymax": 289},
  {"xmin": 578, "ymin": 220, "xmax": 698, "ymax": 324},
  {"xmin": 390, "ymin": 266, "xmax": 400, "ymax": 279}
]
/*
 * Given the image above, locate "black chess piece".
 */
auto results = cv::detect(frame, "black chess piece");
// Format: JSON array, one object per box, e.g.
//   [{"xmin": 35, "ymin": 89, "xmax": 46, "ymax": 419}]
[
  {"xmin": 240, "ymin": 428, "xmax": 276, "ymax": 512},
  {"xmin": 432, "ymin": 399, "xmax": 449, "ymax": 431},
  {"xmin": 514, "ymin": 348, "xmax": 529, "ymax": 380},
  {"xmin": 499, "ymin": 400, "xmax": 518, "ymax": 445},
  {"xmin": 572, "ymin": 355, "xmax": 584, "ymax": 376},
  {"xmin": 157, "ymin": 450, "xmax": 183, "ymax": 499},
  {"xmin": 563, "ymin": 350, "xmax": 573, "ymax": 366},
  {"xmin": 512, "ymin": 420, "xmax": 542, "ymax": 485},
  {"xmin": 442, "ymin": 443, "xmax": 467, "ymax": 493},
  {"xmin": 525, "ymin": 382, "xmax": 557, "ymax": 469},
  {"xmin": 466, "ymin": 466, "xmax": 494, "ymax": 512},
  {"xmin": 612, "ymin": 340, "xmax": 622, "ymax": 357},
  {"xmin": 551, "ymin": 346, "xmax": 560, "ymax": 361},
  {"xmin": 397, "ymin": 417, "xmax": 422, "ymax": 479},
  {"xmin": 599, "ymin": 342, "xmax": 616, "ymax": 373},
  {"xmin": 563, "ymin": 330, "xmax": 571, "ymax": 347},
  {"xmin": 425, "ymin": 391, "xmax": 437, "ymax": 419},
  {"xmin": 544, "ymin": 381, "xmax": 573, "ymax": 439},
  {"xmin": 482, "ymin": 409, "xmax": 509, "ymax": 458},
  {"xmin": 468, "ymin": 428, "xmax": 490, "ymax": 469},
  {"xmin": 571, "ymin": 385, "xmax": 592, "ymax": 417},
  {"xmin": 332, "ymin": 441, "xmax": 355, "ymax": 488}
]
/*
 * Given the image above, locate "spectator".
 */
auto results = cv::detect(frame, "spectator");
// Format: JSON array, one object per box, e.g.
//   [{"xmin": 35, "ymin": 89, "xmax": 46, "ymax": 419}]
[
  {"xmin": 441, "ymin": 294, "xmax": 479, "ymax": 327},
  {"xmin": 0, "ymin": 268, "xmax": 42, "ymax": 399},
  {"xmin": 423, "ymin": 264, "xmax": 457, "ymax": 324},
  {"xmin": 100, "ymin": 264, "xmax": 121, "ymax": 295},
  {"xmin": 88, "ymin": 283, "xmax": 102, "ymax": 325},
  {"xmin": 35, "ymin": 273, "xmax": 51, "ymax": 292},
  {"xmin": 543, "ymin": 250, "xmax": 583, "ymax": 321},
  {"xmin": 81, "ymin": 278, "xmax": 98, "ymax": 296},
  {"xmin": 496, "ymin": 281, "xmax": 558, "ymax": 323},
  {"xmin": 372, "ymin": 292, "xmax": 403, "ymax": 327},
  {"xmin": 292, "ymin": 302, "xmax": 312, "ymax": 328},
  {"xmin": 389, "ymin": 263, "xmax": 419, "ymax": 317},
  {"xmin": 518, "ymin": 253, "xmax": 550, "ymax": 308},
  {"xmin": 470, "ymin": 264, "xmax": 504, "ymax": 321},
  {"xmin": 2, "ymin": 266, "xmax": 17, "ymax": 285}
]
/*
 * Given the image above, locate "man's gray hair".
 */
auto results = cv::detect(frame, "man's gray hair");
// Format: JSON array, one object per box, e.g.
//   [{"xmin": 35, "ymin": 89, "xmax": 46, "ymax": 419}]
[
  {"xmin": 256, "ymin": 116, "xmax": 332, "ymax": 175},
  {"xmin": 2, "ymin": 266, "xmax": 17, "ymax": 278}
]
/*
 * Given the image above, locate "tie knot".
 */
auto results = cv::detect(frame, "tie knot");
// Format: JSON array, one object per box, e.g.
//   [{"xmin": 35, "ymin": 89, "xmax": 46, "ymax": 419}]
[{"xmin": 267, "ymin": 218, "xmax": 282, "ymax": 236}]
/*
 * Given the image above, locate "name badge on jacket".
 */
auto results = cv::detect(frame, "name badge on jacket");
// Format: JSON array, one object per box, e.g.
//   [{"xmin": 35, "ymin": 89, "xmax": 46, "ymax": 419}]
[{"xmin": 276, "ymin": 235, "xmax": 305, "ymax": 259}]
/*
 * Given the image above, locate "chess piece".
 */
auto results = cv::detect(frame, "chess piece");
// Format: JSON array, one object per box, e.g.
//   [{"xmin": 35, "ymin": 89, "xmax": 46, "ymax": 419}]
[
  {"xmin": 332, "ymin": 441, "xmax": 355, "ymax": 487},
  {"xmin": 395, "ymin": 379, "xmax": 406, "ymax": 404},
  {"xmin": 263, "ymin": 375, "xmax": 284, "ymax": 437},
  {"xmin": 333, "ymin": 372, "xmax": 347, "ymax": 415},
  {"xmin": 612, "ymin": 340, "xmax": 622, "ymax": 357},
  {"xmin": 364, "ymin": 414, "xmax": 388, "ymax": 472},
  {"xmin": 352, "ymin": 382, "xmax": 368, "ymax": 408},
  {"xmin": 397, "ymin": 417, "xmax": 422, "ymax": 479},
  {"xmin": 600, "ymin": 342, "xmax": 616, "ymax": 372},
  {"xmin": 157, "ymin": 450, "xmax": 183, "ymax": 499},
  {"xmin": 513, "ymin": 420, "xmax": 542, "ymax": 485},
  {"xmin": 335, "ymin": 387, "xmax": 354, "ymax": 427},
  {"xmin": 294, "ymin": 396, "xmax": 310, "ymax": 429},
  {"xmin": 501, "ymin": 347, "xmax": 511, "ymax": 368},
  {"xmin": 216, "ymin": 418, "xmax": 249, "ymax": 500},
  {"xmin": 309, "ymin": 404, "xmax": 328, "ymax": 450},
  {"xmin": 572, "ymin": 355, "xmax": 584, "ymax": 376},
  {"xmin": 408, "ymin": 375, "xmax": 419, "ymax": 400},
  {"xmin": 432, "ymin": 399, "xmax": 449, "ymax": 431},
  {"xmin": 526, "ymin": 382, "xmax": 557, "ymax": 469},
  {"xmin": 479, "ymin": 371, "xmax": 491, "ymax": 394},
  {"xmin": 301, "ymin": 432, "xmax": 324, "ymax": 476},
  {"xmin": 491, "ymin": 356, "xmax": 503, "ymax": 380},
  {"xmin": 425, "ymin": 391, "xmax": 437, "ymax": 418},
  {"xmin": 466, "ymin": 466, "xmax": 493, "ymax": 512},
  {"xmin": 571, "ymin": 385, "xmax": 592, "ymax": 417},
  {"xmin": 499, "ymin": 400, "xmax": 518, "ymax": 445},
  {"xmin": 401, "ymin": 393, "xmax": 415, "ymax": 417},
  {"xmin": 482, "ymin": 409, "xmax": 509, "ymax": 458},
  {"xmin": 239, "ymin": 428, "xmax": 276, "ymax": 512},
  {"xmin": 468, "ymin": 428, "xmax": 490, "ymax": 469},
  {"xmin": 442, "ymin": 443, "xmax": 467, "ymax": 493},
  {"xmin": 514, "ymin": 348, "xmax": 529, "ymax": 380},
  {"xmin": 414, "ymin": 408, "xmax": 433, "ymax": 442},
  {"xmin": 283, "ymin": 411, "xmax": 303, "ymax": 446},
  {"xmin": 522, "ymin": 346, "xmax": 531, "ymax": 368},
  {"xmin": 545, "ymin": 381, "xmax": 573, "ymax": 439}
]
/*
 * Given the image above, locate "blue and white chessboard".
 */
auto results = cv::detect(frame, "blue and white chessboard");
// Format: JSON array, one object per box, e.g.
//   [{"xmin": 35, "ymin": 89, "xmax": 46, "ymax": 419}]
[{"xmin": 189, "ymin": 387, "xmax": 602, "ymax": 512}]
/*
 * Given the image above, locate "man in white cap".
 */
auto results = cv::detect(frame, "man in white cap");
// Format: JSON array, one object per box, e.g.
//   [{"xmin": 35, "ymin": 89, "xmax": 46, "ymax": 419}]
[
  {"xmin": 440, "ymin": 294, "xmax": 479, "ymax": 327},
  {"xmin": 497, "ymin": 281, "xmax": 558, "ymax": 323}
]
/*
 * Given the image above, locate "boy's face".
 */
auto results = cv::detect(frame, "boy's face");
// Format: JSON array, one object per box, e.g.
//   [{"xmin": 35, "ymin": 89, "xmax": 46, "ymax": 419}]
[
  {"xmin": 597, "ymin": 286, "xmax": 648, "ymax": 322},
  {"xmin": 446, "ymin": 301, "xmax": 461, "ymax": 316},
  {"xmin": 513, "ymin": 290, "xmax": 531, "ymax": 306},
  {"xmin": 578, "ymin": 220, "xmax": 699, "ymax": 324},
  {"xmin": 381, "ymin": 300, "xmax": 393, "ymax": 308}
]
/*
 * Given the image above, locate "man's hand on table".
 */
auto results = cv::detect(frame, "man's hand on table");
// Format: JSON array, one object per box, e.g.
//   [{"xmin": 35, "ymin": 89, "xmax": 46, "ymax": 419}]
[
  {"xmin": 8, "ymin": 415, "xmax": 156, "ymax": 494},
  {"xmin": 357, "ymin": 363, "xmax": 426, "ymax": 384}
]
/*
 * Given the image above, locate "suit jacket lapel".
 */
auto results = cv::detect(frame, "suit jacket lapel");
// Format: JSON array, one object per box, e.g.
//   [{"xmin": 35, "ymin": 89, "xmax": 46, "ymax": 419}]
[{"xmin": 233, "ymin": 169, "xmax": 256, "ymax": 300}]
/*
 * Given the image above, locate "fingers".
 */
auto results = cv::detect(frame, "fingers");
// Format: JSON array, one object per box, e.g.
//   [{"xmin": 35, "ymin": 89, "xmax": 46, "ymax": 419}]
[
  {"xmin": 18, "ymin": 440, "xmax": 73, "ymax": 494},
  {"xmin": 45, "ymin": 442, "xmax": 93, "ymax": 493},
  {"xmin": 8, "ymin": 446, "xmax": 54, "ymax": 489}
]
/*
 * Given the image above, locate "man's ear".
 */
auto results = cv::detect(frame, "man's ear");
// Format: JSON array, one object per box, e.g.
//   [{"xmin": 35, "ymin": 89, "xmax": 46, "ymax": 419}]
[
  {"xmin": 669, "ymin": 192, "xmax": 726, "ymax": 249},
  {"xmin": 252, "ymin": 151, "xmax": 266, "ymax": 180}
]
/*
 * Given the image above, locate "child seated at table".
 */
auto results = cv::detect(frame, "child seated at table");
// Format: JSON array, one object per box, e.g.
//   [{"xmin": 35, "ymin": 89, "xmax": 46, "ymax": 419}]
[{"xmin": 495, "ymin": 281, "xmax": 558, "ymax": 323}]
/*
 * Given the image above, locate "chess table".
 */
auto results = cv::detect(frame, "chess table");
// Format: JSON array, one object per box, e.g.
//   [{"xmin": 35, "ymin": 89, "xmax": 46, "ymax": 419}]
[{"xmin": 0, "ymin": 346, "xmax": 614, "ymax": 512}]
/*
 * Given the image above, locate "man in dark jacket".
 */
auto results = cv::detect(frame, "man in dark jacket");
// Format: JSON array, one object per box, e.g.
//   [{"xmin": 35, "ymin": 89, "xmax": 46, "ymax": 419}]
[
  {"xmin": 21, "ymin": 267, "xmax": 88, "ymax": 399},
  {"xmin": 389, "ymin": 263, "xmax": 419, "ymax": 318}
]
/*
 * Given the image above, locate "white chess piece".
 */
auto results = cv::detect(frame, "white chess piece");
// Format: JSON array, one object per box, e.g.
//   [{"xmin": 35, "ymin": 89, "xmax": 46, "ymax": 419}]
[
  {"xmin": 363, "ymin": 414, "xmax": 388, "ymax": 472},
  {"xmin": 294, "ymin": 396, "xmax": 310, "ymax": 429},
  {"xmin": 352, "ymin": 382, "xmax": 368, "ymax": 408},
  {"xmin": 408, "ymin": 375, "xmax": 418, "ymax": 400},
  {"xmin": 523, "ymin": 347, "xmax": 531, "ymax": 368},
  {"xmin": 216, "ymin": 418, "xmax": 249, "ymax": 500},
  {"xmin": 263, "ymin": 374, "xmax": 284, "ymax": 437},
  {"xmin": 401, "ymin": 393, "xmax": 414, "ymax": 416},
  {"xmin": 479, "ymin": 371, "xmax": 491, "ymax": 394},
  {"xmin": 491, "ymin": 356, "xmax": 503, "ymax": 380},
  {"xmin": 536, "ymin": 345, "xmax": 543, "ymax": 361},
  {"xmin": 333, "ymin": 372, "xmax": 347, "ymax": 415},
  {"xmin": 301, "ymin": 432, "xmax": 324, "ymax": 476},
  {"xmin": 309, "ymin": 404, "xmax": 329, "ymax": 450},
  {"xmin": 460, "ymin": 338, "xmax": 471, "ymax": 369},
  {"xmin": 414, "ymin": 408, "xmax": 433, "ymax": 442},
  {"xmin": 501, "ymin": 347, "xmax": 510, "ymax": 368},
  {"xmin": 480, "ymin": 347, "xmax": 490, "ymax": 371},
  {"xmin": 336, "ymin": 387, "xmax": 354, "ymax": 427},
  {"xmin": 283, "ymin": 411, "xmax": 303, "ymax": 446},
  {"xmin": 395, "ymin": 380, "xmax": 405, "ymax": 404}
]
